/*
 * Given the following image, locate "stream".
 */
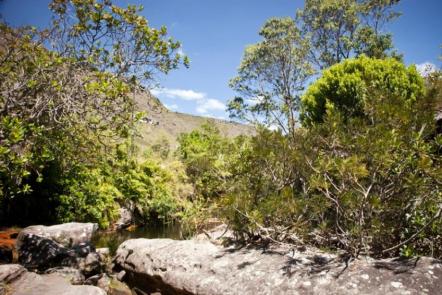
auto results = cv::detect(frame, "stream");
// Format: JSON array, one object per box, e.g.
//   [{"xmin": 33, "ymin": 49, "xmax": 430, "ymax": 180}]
[{"xmin": 91, "ymin": 223, "xmax": 183, "ymax": 255}]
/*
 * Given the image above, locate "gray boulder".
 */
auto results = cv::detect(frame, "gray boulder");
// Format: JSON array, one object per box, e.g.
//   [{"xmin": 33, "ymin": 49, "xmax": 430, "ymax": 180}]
[
  {"xmin": 0, "ymin": 264, "xmax": 105, "ymax": 295},
  {"xmin": 0, "ymin": 264, "xmax": 26, "ymax": 284},
  {"xmin": 79, "ymin": 252, "xmax": 103, "ymax": 276},
  {"xmin": 17, "ymin": 223, "xmax": 97, "ymax": 248},
  {"xmin": 16, "ymin": 223, "xmax": 99, "ymax": 271},
  {"xmin": 96, "ymin": 274, "xmax": 133, "ymax": 295},
  {"xmin": 114, "ymin": 238, "xmax": 442, "ymax": 295},
  {"xmin": 44, "ymin": 267, "xmax": 85, "ymax": 285},
  {"xmin": 114, "ymin": 207, "xmax": 134, "ymax": 230}
]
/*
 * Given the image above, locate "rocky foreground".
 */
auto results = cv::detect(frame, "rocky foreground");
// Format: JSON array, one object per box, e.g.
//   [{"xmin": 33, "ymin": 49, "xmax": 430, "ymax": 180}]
[
  {"xmin": 113, "ymin": 237, "xmax": 442, "ymax": 295},
  {"xmin": 1, "ymin": 223, "xmax": 442, "ymax": 295},
  {"xmin": 0, "ymin": 223, "xmax": 130, "ymax": 295}
]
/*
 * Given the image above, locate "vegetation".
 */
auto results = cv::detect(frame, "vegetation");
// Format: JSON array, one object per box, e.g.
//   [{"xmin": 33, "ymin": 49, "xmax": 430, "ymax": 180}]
[
  {"xmin": 297, "ymin": 0, "xmax": 401, "ymax": 69},
  {"xmin": 301, "ymin": 56, "xmax": 424, "ymax": 125},
  {"xmin": 220, "ymin": 0, "xmax": 441, "ymax": 258},
  {"xmin": 228, "ymin": 17, "xmax": 312, "ymax": 137},
  {"xmin": 180, "ymin": 58, "xmax": 441, "ymax": 258},
  {"xmin": 1, "ymin": 0, "xmax": 441, "ymax": 260},
  {"xmin": 0, "ymin": 0, "xmax": 187, "ymax": 227}
]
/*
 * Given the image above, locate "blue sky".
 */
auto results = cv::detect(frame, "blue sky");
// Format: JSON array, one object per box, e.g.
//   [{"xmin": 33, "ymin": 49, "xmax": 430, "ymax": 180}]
[{"xmin": 1, "ymin": 0, "xmax": 441, "ymax": 120}]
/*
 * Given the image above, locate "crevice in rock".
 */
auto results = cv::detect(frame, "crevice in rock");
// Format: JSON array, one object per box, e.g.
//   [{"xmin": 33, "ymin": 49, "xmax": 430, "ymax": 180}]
[{"xmin": 123, "ymin": 271, "xmax": 194, "ymax": 295}]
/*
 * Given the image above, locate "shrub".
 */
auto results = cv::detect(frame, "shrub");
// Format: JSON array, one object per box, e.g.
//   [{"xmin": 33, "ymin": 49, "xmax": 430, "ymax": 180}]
[
  {"xmin": 222, "ymin": 58, "xmax": 442, "ymax": 258},
  {"xmin": 177, "ymin": 122, "xmax": 232, "ymax": 199},
  {"xmin": 57, "ymin": 168, "xmax": 121, "ymax": 229},
  {"xmin": 301, "ymin": 55, "xmax": 425, "ymax": 125}
]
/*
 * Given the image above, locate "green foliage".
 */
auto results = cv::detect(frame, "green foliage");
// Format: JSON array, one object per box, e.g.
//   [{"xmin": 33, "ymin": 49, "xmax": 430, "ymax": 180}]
[
  {"xmin": 219, "ymin": 128, "xmax": 304, "ymax": 239},
  {"xmin": 150, "ymin": 137, "xmax": 171, "ymax": 160},
  {"xmin": 114, "ymin": 153, "xmax": 179, "ymax": 223},
  {"xmin": 56, "ymin": 143, "xmax": 182, "ymax": 228},
  {"xmin": 296, "ymin": 94, "xmax": 442, "ymax": 257},
  {"xmin": 0, "ymin": 1, "xmax": 187, "ymax": 227},
  {"xmin": 177, "ymin": 122, "xmax": 233, "ymax": 199},
  {"xmin": 297, "ymin": 0, "xmax": 401, "ymax": 69},
  {"xmin": 228, "ymin": 17, "xmax": 312, "ymax": 136},
  {"xmin": 301, "ymin": 56, "xmax": 424, "ymax": 125},
  {"xmin": 221, "ymin": 57, "xmax": 442, "ymax": 258},
  {"xmin": 49, "ymin": 0, "xmax": 189, "ymax": 83},
  {"xmin": 0, "ymin": 117, "xmax": 50, "ymax": 199},
  {"xmin": 57, "ymin": 167, "xmax": 121, "ymax": 229}
]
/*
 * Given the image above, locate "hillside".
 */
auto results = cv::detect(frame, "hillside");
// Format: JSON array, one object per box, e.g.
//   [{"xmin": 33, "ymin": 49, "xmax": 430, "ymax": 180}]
[{"xmin": 133, "ymin": 89, "xmax": 255, "ymax": 150}]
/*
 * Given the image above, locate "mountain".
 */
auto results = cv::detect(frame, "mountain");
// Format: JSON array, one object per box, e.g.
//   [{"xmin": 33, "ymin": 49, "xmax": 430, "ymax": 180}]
[{"xmin": 133, "ymin": 89, "xmax": 255, "ymax": 150}]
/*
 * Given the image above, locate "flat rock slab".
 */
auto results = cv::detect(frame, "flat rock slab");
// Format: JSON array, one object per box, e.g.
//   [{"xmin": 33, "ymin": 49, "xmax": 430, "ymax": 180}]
[
  {"xmin": 17, "ymin": 223, "xmax": 97, "ymax": 248},
  {"xmin": 0, "ymin": 264, "xmax": 105, "ymax": 295},
  {"xmin": 114, "ymin": 238, "xmax": 442, "ymax": 295},
  {"xmin": 0, "ymin": 264, "xmax": 26, "ymax": 284}
]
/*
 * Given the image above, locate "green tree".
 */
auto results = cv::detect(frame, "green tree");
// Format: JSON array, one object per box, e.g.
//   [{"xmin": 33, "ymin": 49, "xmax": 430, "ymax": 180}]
[
  {"xmin": 177, "ymin": 122, "xmax": 232, "ymax": 199},
  {"xmin": 49, "ymin": 0, "xmax": 189, "ymax": 84},
  {"xmin": 301, "ymin": 55, "xmax": 424, "ymax": 125},
  {"xmin": 297, "ymin": 0, "xmax": 401, "ymax": 69},
  {"xmin": 0, "ymin": 0, "xmax": 188, "ymax": 226},
  {"xmin": 228, "ymin": 18, "xmax": 313, "ymax": 138},
  {"xmin": 222, "ymin": 57, "xmax": 442, "ymax": 258}
]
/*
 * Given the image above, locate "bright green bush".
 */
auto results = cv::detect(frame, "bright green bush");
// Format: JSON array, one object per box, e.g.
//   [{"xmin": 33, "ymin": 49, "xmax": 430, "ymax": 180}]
[
  {"xmin": 0, "ymin": 0, "xmax": 188, "ymax": 227},
  {"xmin": 57, "ymin": 168, "xmax": 121, "ymax": 229},
  {"xmin": 56, "ymin": 144, "xmax": 183, "ymax": 229},
  {"xmin": 115, "ymin": 156, "xmax": 179, "ymax": 223},
  {"xmin": 301, "ymin": 55, "xmax": 425, "ymax": 125},
  {"xmin": 222, "ymin": 58, "xmax": 442, "ymax": 258},
  {"xmin": 177, "ymin": 122, "xmax": 233, "ymax": 199}
]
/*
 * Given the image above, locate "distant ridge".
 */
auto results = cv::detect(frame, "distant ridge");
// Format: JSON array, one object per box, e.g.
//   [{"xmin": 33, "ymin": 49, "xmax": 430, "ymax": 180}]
[{"xmin": 133, "ymin": 89, "xmax": 255, "ymax": 150}]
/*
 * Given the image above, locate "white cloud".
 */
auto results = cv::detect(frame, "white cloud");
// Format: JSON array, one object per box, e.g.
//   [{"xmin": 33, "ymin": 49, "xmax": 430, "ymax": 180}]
[
  {"xmin": 196, "ymin": 98, "xmax": 226, "ymax": 114},
  {"xmin": 164, "ymin": 103, "xmax": 178, "ymax": 111},
  {"xmin": 151, "ymin": 88, "xmax": 205, "ymax": 101},
  {"xmin": 268, "ymin": 124, "xmax": 279, "ymax": 131},
  {"xmin": 245, "ymin": 96, "xmax": 265, "ymax": 106},
  {"xmin": 416, "ymin": 62, "xmax": 438, "ymax": 77},
  {"xmin": 203, "ymin": 114, "xmax": 227, "ymax": 120},
  {"xmin": 152, "ymin": 87, "xmax": 226, "ymax": 116},
  {"xmin": 177, "ymin": 47, "xmax": 185, "ymax": 56}
]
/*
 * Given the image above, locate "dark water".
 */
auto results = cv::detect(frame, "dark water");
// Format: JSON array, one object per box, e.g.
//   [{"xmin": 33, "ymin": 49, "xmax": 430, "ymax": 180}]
[{"xmin": 91, "ymin": 223, "xmax": 183, "ymax": 255}]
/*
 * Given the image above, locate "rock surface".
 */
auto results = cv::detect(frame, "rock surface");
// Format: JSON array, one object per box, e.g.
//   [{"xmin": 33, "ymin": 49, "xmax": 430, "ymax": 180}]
[
  {"xmin": 96, "ymin": 274, "xmax": 133, "ymax": 295},
  {"xmin": 0, "ymin": 264, "xmax": 26, "ymax": 284},
  {"xmin": 114, "ymin": 207, "xmax": 134, "ymax": 230},
  {"xmin": 16, "ymin": 223, "xmax": 99, "ymax": 271},
  {"xmin": 114, "ymin": 238, "xmax": 442, "ymax": 295},
  {"xmin": 0, "ymin": 264, "xmax": 106, "ymax": 295},
  {"xmin": 44, "ymin": 267, "xmax": 85, "ymax": 285},
  {"xmin": 17, "ymin": 223, "xmax": 97, "ymax": 248}
]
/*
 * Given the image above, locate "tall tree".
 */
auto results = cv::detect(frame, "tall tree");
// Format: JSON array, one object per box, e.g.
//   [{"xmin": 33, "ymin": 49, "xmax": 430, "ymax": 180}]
[
  {"xmin": 49, "ymin": 0, "xmax": 189, "ymax": 85},
  {"xmin": 0, "ymin": 0, "xmax": 188, "ymax": 204},
  {"xmin": 228, "ymin": 18, "xmax": 313, "ymax": 138},
  {"xmin": 296, "ymin": 0, "xmax": 400, "ymax": 69}
]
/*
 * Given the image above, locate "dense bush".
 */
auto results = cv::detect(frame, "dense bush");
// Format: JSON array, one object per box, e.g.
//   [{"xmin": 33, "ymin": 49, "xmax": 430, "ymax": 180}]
[
  {"xmin": 221, "ymin": 100, "xmax": 441, "ymax": 257},
  {"xmin": 177, "ymin": 123, "xmax": 233, "ymax": 200},
  {"xmin": 301, "ymin": 56, "xmax": 424, "ymax": 125},
  {"xmin": 55, "ymin": 143, "xmax": 182, "ymax": 228},
  {"xmin": 218, "ymin": 57, "xmax": 442, "ymax": 258},
  {"xmin": 57, "ymin": 167, "xmax": 122, "ymax": 229},
  {"xmin": 0, "ymin": 0, "xmax": 187, "ymax": 228}
]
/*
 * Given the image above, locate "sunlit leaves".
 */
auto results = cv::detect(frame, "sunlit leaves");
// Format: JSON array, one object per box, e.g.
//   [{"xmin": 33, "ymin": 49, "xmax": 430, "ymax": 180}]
[
  {"xmin": 301, "ymin": 56, "xmax": 425, "ymax": 125},
  {"xmin": 297, "ymin": 0, "xmax": 400, "ymax": 69},
  {"xmin": 49, "ymin": 0, "xmax": 188, "ymax": 84},
  {"xmin": 229, "ymin": 17, "xmax": 313, "ymax": 136}
]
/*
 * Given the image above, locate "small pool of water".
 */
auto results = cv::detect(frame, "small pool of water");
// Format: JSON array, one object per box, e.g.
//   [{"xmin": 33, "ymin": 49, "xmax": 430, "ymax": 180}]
[{"xmin": 92, "ymin": 223, "xmax": 183, "ymax": 255}]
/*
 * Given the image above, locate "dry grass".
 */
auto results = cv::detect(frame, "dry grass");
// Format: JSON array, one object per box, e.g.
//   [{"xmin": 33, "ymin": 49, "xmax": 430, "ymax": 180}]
[{"xmin": 132, "ymin": 89, "xmax": 256, "ymax": 151}]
